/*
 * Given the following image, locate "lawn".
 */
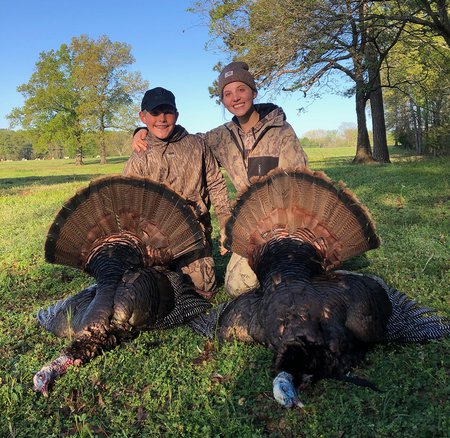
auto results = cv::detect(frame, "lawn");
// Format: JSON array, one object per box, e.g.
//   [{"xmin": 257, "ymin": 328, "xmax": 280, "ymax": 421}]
[{"xmin": 0, "ymin": 148, "xmax": 449, "ymax": 437}]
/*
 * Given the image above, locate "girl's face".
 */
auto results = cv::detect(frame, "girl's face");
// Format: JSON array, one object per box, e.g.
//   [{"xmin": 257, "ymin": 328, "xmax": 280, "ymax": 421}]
[{"xmin": 222, "ymin": 82, "xmax": 257, "ymax": 119}]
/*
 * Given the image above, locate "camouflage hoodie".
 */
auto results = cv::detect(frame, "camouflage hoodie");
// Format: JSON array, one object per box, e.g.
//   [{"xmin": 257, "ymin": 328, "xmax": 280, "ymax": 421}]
[
  {"xmin": 123, "ymin": 125, "xmax": 230, "ymax": 232},
  {"xmin": 203, "ymin": 104, "xmax": 308, "ymax": 192}
]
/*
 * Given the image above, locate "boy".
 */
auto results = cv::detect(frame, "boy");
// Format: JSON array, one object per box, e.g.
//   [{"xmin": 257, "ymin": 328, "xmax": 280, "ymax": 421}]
[{"xmin": 123, "ymin": 87, "xmax": 230, "ymax": 298}]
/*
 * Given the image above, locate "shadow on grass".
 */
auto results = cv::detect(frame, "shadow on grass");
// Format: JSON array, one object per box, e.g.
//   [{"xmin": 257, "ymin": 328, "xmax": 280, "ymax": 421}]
[
  {"xmin": 0, "ymin": 174, "xmax": 104, "ymax": 190},
  {"xmin": 212, "ymin": 237, "xmax": 231, "ymax": 287},
  {"xmin": 101, "ymin": 156, "xmax": 129, "ymax": 165}
]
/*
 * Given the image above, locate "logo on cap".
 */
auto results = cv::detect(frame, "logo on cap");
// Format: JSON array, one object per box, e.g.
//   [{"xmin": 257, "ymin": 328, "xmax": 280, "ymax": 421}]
[{"xmin": 224, "ymin": 71, "xmax": 234, "ymax": 78}]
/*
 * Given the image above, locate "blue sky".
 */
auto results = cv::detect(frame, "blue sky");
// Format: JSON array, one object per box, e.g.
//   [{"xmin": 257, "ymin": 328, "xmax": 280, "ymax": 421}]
[{"xmin": 0, "ymin": 0, "xmax": 360, "ymax": 137}]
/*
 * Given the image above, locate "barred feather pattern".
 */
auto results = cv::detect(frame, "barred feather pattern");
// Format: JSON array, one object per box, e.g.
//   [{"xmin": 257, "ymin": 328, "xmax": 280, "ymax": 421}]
[
  {"xmin": 151, "ymin": 269, "xmax": 211, "ymax": 330},
  {"xmin": 37, "ymin": 271, "xmax": 211, "ymax": 337},
  {"xmin": 37, "ymin": 285, "xmax": 98, "ymax": 338},
  {"xmin": 336, "ymin": 271, "xmax": 450, "ymax": 342},
  {"xmin": 187, "ymin": 302, "xmax": 230, "ymax": 338},
  {"xmin": 189, "ymin": 271, "xmax": 450, "ymax": 345},
  {"xmin": 45, "ymin": 175, "xmax": 205, "ymax": 270}
]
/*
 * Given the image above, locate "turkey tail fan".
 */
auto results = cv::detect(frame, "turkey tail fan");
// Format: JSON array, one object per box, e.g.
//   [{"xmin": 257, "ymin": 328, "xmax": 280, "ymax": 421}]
[
  {"xmin": 225, "ymin": 168, "xmax": 380, "ymax": 270},
  {"xmin": 45, "ymin": 175, "xmax": 204, "ymax": 270}
]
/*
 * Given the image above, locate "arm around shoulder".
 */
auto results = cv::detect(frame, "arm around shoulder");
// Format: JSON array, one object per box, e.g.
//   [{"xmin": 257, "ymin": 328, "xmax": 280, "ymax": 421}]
[
  {"xmin": 132, "ymin": 127, "xmax": 149, "ymax": 153},
  {"xmin": 203, "ymin": 140, "xmax": 231, "ymax": 230}
]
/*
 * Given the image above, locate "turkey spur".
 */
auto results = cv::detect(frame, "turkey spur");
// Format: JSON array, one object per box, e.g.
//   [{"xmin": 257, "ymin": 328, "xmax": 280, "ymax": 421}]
[
  {"xmin": 189, "ymin": 169, "xmax": 450, "ymax": 408},
  {"xmin": 34, "ymin": 176, "xmax": 210, "ymax": 396}
]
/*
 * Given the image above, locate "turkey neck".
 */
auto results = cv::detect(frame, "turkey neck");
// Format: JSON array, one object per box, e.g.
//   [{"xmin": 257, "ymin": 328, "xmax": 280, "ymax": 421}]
[
  {"xmin": 86, "ymin": 239, "xmax": 145, "ymax": 283},
  {"xmin": 81, "ymin": 237, "xmax": 146, "ymax": 330},
  {"xmin": 254, "ymin": 238, "xmax": 324, "ymax": 289}
]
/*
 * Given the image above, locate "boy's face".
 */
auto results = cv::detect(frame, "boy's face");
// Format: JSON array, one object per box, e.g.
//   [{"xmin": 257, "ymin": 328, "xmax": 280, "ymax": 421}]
[{"xmin": 139, "ymin": 104, "xmax": 178, "ymax": 140}]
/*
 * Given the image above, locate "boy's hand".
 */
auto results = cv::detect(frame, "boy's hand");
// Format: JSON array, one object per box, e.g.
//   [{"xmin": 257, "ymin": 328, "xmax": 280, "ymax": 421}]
[
  {"xmin": 132, "ymin": 128, "xmax": 148, "ymax": 152},
  {"xmin": 219, "ymin": 230, "xmax": 228, "ymax": 256}
]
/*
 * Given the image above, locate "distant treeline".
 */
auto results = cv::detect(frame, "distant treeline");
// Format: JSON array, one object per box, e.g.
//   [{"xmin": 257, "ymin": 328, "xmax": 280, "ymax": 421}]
[
  {"xmin": 0, "ymin": 129, "xmax": 131, "ymax": 161},
  {"xmin": 300, "ymin": 124, "xmax": 362, "ymax": 149}
]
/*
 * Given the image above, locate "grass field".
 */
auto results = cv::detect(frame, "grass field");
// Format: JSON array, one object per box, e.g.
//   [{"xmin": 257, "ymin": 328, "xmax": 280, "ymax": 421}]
[{"xmin": 0, "ymin": 147, "xmax": 449, "ymax": 437}]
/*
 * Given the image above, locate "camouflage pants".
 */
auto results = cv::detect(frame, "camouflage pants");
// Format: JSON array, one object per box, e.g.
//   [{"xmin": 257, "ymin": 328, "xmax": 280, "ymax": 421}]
[
  {"xmin": 181, "ymin": 255, "xmax": 217, "ymax": 295},
  {"xmin": 224, "ymin": 253, "xmax": 260, "ymax": 297},
  {"xmin": 174, "ymin": 231, "xmax": 217, "ymax": 296}
]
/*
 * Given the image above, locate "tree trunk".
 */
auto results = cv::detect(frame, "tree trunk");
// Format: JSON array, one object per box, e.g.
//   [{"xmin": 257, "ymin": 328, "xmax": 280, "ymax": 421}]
[
  {"xmin": 370, "ymin": 74, "xmax": 390, "ymax": 163},
  {"xmin": 416, "ymin": 105, "xmax": 422, "ymax": 155},
  {"xmin": 353, "ymin": 87, "xmax": 375, "ymax": 164},
  {"xmin": 100, "ymin": 139, "xmax": 107, "ymax": 164},
  {"xmin": 410, "ymin": 99, "xmax": 421, "ymax": 154},
  {"xmin": 75, "ymin": 146, "xmax": 84, "ymax": 165},
  {"xmin": 100, "ymin": 122, "xmax": 107, "ymax": 165},
  {"xmin": 73, "ymin": 123, "xmax": 84, "ymax": 165}
]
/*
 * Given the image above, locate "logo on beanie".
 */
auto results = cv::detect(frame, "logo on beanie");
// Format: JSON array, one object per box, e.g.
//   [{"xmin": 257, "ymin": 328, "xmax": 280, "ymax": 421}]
[{"xmin": 224, "ymin": 71, "xmax": 234, "ymax": 78}]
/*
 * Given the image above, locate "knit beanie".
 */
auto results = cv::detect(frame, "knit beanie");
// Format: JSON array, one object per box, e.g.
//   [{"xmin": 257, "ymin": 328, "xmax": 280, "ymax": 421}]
[{"xmin": 218, "ymin": 61, "xmax": 256, "ymax": 97}]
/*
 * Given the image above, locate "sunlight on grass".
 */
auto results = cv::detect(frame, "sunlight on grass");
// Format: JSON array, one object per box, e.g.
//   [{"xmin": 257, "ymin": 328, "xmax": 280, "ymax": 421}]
[{"xmin": 0, "ymin": 148, "xmax": 449, "ymax": 437}]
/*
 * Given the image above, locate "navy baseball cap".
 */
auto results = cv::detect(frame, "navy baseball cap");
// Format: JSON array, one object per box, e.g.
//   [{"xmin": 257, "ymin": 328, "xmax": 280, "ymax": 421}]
[{"xmin": 141, "ymin": 87, "xmax": 177, "ymax": 112}]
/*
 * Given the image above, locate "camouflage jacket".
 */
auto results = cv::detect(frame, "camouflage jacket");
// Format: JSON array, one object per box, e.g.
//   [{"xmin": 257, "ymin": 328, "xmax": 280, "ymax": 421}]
[
  {"xmin": 123, "ymin": 125, "xmax": 230, "ymax": 231},
  {"xmin": 203, "ymin": 104, "xmax": 308, "ymax": 192}
]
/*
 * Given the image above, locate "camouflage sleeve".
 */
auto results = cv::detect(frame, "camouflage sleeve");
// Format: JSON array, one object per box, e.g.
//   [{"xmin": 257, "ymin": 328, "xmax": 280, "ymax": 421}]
[
  {"xmin": 203, "ymin": 141, "xmax": 231, "ymax": 230},
  {"xmin": 201, "ymin": 128, "xmax": 223, "ymax": 166},
  {"xmin": 278, "ymin": 123, "xmax": 308, "ymax": 170},
  {"xmin": 122, "ymin": 153, "xmax": 146, "ymax": 177}
]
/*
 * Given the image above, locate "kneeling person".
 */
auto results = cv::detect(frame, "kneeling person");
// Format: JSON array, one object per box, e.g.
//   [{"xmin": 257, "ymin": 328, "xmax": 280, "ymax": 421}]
[{"xmin": 123, "ymin": 87, "xmax": 230, "ymax": 298}]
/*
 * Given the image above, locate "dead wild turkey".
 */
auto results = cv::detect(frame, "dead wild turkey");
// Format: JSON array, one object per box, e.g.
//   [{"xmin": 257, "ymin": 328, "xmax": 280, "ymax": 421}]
[
  {"xmin": 34, "ymin": 175, "xmax": 210, "ymax": 396},
  {"xmin": 189, "ymin": 169, "xmax": 450, "ymax": 408}
]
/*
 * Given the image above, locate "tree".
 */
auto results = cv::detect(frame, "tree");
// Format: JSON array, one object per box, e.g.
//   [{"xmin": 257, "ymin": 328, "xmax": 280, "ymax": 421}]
[
  {"xmin": 193, "ymin": 0, "xmax": 402, "ymax": 163},
  {"xmin": 370, "ymin": 0, "xmax": 450, "ymax": 47},
  {"xmin": 382, "ymin": 31, "xmax": 449, "ymax": 155},
  {"xmin": 71, "ymin": 35, "xmax": 148, "ymax": 164},
  {"xmin": 0, "ymin": 129, "xmax": 32, "ymax": 161},
  {"xmin": 8, "ymin": 35, "xmax": 147, "ymax": 164},
  {"xmin": 7, "ymin": 44, "xmax": 86, "ymax": 164}
]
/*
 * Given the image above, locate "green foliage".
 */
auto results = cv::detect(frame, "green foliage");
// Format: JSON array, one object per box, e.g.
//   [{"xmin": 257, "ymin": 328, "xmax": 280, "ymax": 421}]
[
  {"xmin": 426, "ymin": 124, "xmax": 450, "ymax": 156},
  {"xmin": 382, "ymin": 30, "xmax": 450, "ymax": 156},
  {"xmin": 0, "ymin": 129, "xmax": 33, "ymax": 160},
  {"xmin": 0, "ymin": 149, "xmax": 449, "ymax": 436},
  {"xmin": 7, "ymin": 35, "xmax": 147, "ymax": 163},
  {"xmin": 70, "ymin": 35, "xmax": 148, "ymax": 164},
  {"xmin": 300, "ymin": 123, "xmax": 366, "ymax": 148},
  {"xmin": 0, "ymin": 129, "xmax": 132, "ymax": 161},
  {"xmin": 193, "ymin": 0, "xmax": 408, "ymax": 162}
]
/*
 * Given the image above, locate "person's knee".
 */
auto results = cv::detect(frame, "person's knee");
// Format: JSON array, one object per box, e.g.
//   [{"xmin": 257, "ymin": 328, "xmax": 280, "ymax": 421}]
[
  {"xmin": 182, "ymin": 257, "xmax": 217, "ymax": 294},
  {"xmin": 224, "ymin": 254, "xmax": 259, "ymax": 297}
]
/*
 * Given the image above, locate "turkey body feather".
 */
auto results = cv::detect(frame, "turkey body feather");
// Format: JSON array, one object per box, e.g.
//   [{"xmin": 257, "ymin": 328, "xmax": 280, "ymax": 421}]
[
  {"xmin": 34, "ymin": 176, "xmax": 210, "ymax": 396},
  {"xmin": 217, "ymin": 242, "xmax": 394, "ymax": 386}
]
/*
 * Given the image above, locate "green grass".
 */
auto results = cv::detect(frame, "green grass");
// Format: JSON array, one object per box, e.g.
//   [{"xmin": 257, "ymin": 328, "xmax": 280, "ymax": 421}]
[{"xmin": 0, "ymin": 149, "xmax": 449, "ymax": 437}]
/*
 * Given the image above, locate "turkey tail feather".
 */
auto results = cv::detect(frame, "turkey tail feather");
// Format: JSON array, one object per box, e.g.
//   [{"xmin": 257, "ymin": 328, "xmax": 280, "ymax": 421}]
[
  {"xmin": 45, "ymin": 175, "xmax": 204, "ymax": 270},
  {"xmin": 225, "ymin": 169, "xmax": 380, "ymax": 270}
]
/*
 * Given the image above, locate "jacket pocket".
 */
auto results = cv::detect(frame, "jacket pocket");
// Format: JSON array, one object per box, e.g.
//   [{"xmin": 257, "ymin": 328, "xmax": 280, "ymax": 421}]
[{"xmin": 247, "ymin": 156, "xmax": 279, "ymax": 179}]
